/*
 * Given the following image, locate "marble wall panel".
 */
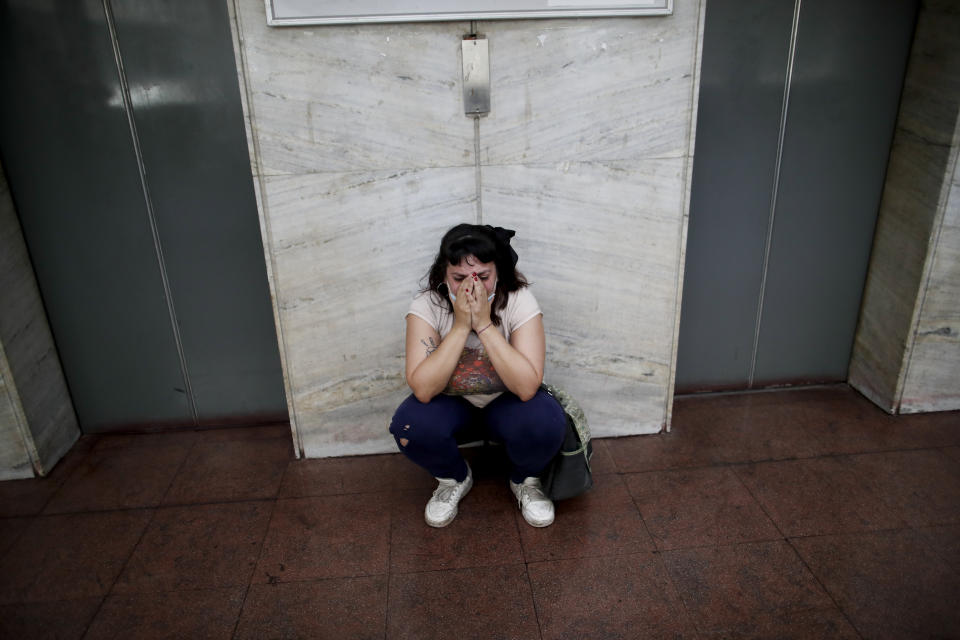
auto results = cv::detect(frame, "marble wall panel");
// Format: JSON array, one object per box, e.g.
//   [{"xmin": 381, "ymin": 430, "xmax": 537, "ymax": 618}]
[
  {"xmin": 849, "ymin": 0, "xmax": 960, "ymax": 414},
  {"xmin": 0, "ymin": 163, "xmax": 80, "ymax": 478},
  {"xmin": 484, "ymin": 160, "xmax": 687, "ymax": 435},
  {"xmin": 265, "ymin": 168, "xmax": 477, "ymax": 455},
  {"xmin": 901, "ymin": 161, "xmax": 960, "ymax": 412},
  {"xmin": 0, "ymin": 359, "xmax": 33, "ymax": 481},
  {"xmin": 846, "ymin": 131, "xmax": 945, "ymax": 410},
  {"xmin": 479, "ymin": 3, "xmax": 699, "ymax": 165},
  {"xmin": 235, "ymin": 0, "xmax": 474, "ymax": 176}
]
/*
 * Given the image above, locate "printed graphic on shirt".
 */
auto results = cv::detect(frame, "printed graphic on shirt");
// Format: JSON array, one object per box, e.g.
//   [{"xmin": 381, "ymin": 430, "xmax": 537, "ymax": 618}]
[{"xmin": 443, "ymin": 346, "xmax": 506, "ymax": 396}]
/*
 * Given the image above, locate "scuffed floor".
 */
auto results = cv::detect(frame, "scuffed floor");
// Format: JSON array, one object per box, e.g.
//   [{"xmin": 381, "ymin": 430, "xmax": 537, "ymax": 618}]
[{"xmin": 0, "ymin": 384, "xmax": 958, "ymax": 638}]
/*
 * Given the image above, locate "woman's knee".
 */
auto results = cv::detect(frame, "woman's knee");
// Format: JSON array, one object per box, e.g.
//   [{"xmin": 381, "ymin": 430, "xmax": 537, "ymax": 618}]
[
  {"xmin": 487, "ymin": 390, "xmax": 566, "ymax": 446},
  {"xmin": 389, "ymin": 394, "xmax": 469, "ymax": 450}
]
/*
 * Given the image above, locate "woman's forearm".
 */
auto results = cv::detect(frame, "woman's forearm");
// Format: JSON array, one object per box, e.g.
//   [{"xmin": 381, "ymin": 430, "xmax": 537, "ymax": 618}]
[
  {"xmin": 407, "ymin": 325, "xmax": 471, "ymax": 402},
  {"xmin": 476, "ymin": 328, "xmax": 542, "ymax": 401}
]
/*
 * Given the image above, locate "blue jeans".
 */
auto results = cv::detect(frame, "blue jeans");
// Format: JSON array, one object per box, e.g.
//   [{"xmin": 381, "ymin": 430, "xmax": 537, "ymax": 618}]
[{"xmin": 389, "ymin": 389, "xmax": 566, "ymax": 484}]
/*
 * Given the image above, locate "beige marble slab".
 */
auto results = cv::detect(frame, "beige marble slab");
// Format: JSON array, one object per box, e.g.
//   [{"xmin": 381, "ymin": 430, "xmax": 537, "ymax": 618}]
[
  {"xmin": 265, "ymin": 168, "xmax": 476, "ymax": 455},
  {"xmin": 847, "ymin": 132, "xmax": 944, "ymax": 411},
  {"xmin": 848, "ymin": 0, "xmax": 960, "ymax": 414},
  {"xmin": 0, "ymin": 357, "xmax": 33, "ymax": 480},
  {"xmin": 484, "ymin": 160, "xmax": 687, "ymax": 435},
  {"xmin": 478, "ymin": 3, "xmax": 699, "ymax": 165},
  {"xmin": 235, "ymin": 0, "xmax": 474, "ymax": 176},
  {"xmin": 0, "ymin": 163, "xmax": 80, "ymax": 478},
  {"xmin": 901, "ymin": 159, "xmax": 960, "ymax": 412}
]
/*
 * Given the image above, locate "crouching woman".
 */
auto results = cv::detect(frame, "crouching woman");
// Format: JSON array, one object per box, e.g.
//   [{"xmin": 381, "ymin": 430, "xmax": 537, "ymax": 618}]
[{"xmin": 389, "ymin": 224, "xmax": 566, "ymax": 528}]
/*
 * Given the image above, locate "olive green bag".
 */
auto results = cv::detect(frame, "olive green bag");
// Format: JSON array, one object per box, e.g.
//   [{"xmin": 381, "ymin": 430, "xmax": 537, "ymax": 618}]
[{"xmin": 540, "ymin": 383, "xmax": 593, "ymax": 501}]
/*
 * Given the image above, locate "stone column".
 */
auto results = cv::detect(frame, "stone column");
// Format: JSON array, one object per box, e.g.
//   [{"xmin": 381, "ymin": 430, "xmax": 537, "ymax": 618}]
[
  {"xmin": 0, "ymin": 162, "xmax": 80, "ymax": 479},
  {"xmin": 848, "ymin": 0, "xmax": 960, "ymax": 413}
]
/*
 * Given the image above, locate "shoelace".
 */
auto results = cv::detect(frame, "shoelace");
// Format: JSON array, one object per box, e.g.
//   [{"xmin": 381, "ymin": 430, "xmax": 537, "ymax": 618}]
[
  {"xmin": 432, "ymin": 481, "xmax": 462, "ymax": 504},
  {"xmin": 516, "ymin": 482, "xmax": 545, "ymax": 505}
]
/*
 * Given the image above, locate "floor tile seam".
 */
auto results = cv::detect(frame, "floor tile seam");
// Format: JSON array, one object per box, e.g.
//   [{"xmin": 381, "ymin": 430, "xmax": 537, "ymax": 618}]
[
  {"xmin": 843, "ymin": 445, "xmax": 960, "ymax": 460},
  {"xmin": 659, "ymin": 532, "xmax": 868, "ymax": 637},
  {"xmin": 383, "ymin": 482, "xmax": 395, "ymax": 640},
  {"xmin": 523, "ymin": 549, "xmax": 662, "ymax": 570},
  {"xmin": 252, "ymin": 568, "xmax": 394, "ymax": 588},
  {"xmin": 391, "ymin": 557, "xmax": 532, "ymax": 577},
  {"xmin": 619, "ymin": 471, "xmax": 666, "ymax": 552},
  {"xmin": 229, "ymin": 585, "xmax": 253, "ymax": 638},
  {"xmin": 728, "ymin": 463, "xmax": 789, "ymax": 541},
  {"xmin": 652, "ymin": 533, "xmax": 794, "ymax": 554},
  {"xmin": 520, "ymin": 563, "xmax": 546, "ymax": 640},
  {"xmin": 0, "ymin": 517, "xmax": 35, "ymax": 567},
  {"xmin": 613, "ymin": 456, "xmax": 819, "ymax": 475},
  {"xmin": 87, "ymin": 506, "xmax": 161, "ymax": 637},
  {"xmin": 910, "ymin": 522, "xmax": 960, "ymax": 533},
  {"xmin": 0, "ymin": 593, "xmax": 106, "ymax": 610},
  {"xmin": 248, "ymin": 495, "xmax": 284, "ymax": 582},
  {"xmin": 102, "ymin": 584, "xmax": 251, "ymax": 599},
  {"xmin": 277, "ymin": 486, "xmax": 434, "ymax": 501},
  {"xmin": 910, "ymin": 524, "xmax": 960, "ymax": 580},
  {"xmin": 90, "ymin": 440, "xmax": 196, "ymax": 455},
  {"xmin": 89, "ymin": 437, "xmax": 291, "ymax": 455},
  {"xmin": 34, "ymin": 448, "xmax": 96, "ymax": 516},
  {"xmin": 39, "ymin": 496, "xmax": 276, "ymax": 517},
  {"xmin": 270, "ymin": 453, "xmax": 294, "ymax": 502},
  {"xmin": 25, "ymin": 504, "xmax": 161, "ymax": 521},
  {"xmin": 0, "ymin": 513, "xmax": 41, "ymax": 520},
  {"xmin": 783, "ymin": 537, "xmax": 866, "ymax": 640},
  {"xmin": 1, "ymin": 595, "xmax": 102, "ymax": 638},
  {"xmin": 232, "ymin": 497, "xmax": 281, "ymax": 640},
  {"xmin": 386, "ymin": 561, "xmax": 530, "ymax": 580},
  {"xmin": 247, "ymin": 573, "xmax": 391, "ymax": 590},
  {"xmin": 509, "ymin": 486, "xmax": 532, "ymax": 565},
  {"xmin": 729, "ymin": 458, "xmax": 942, "ymax": 529},
  {"xmin": 673, "ymin": 383, "xmax": 847, "ymax": 401},
  {"xmin": 835, "ymin": 516, "xmax": 933, "ymax": 539},
  {"xmin": 150, "ymin": 497, "xmax": 278, "ymax": 512},
  {"xmin": 654, "ymin": 537, "xmax": 800, "ymax": 557},
  {"xmin": 611, "ymin": 445, "xmax": 956, "ymax": 475},
  {"xmin": 155, "ymin": 435, "xmax": 202, "ymax": 508},
  {"xmin": 831, "ymin": 449, "xmax": 960, "ymax": 526},
  {"xmin": 783, "ymin": 524, "xmax": 936, "ymax": 544},
  {"xmin": 691, "ymin": 604, "xmax": 864, "ymax": 637},
  {"xmin": 647, "ymin": 542, "xmax": 702, "ymax": 637}
]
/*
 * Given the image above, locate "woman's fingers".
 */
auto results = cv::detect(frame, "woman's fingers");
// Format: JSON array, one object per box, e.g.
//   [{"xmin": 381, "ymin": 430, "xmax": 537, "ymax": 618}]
[
  {"xmin": 453, "ymin": 279, "xmax": 473, "ymax": 318},
  {"xmin": 458, "ymin": 279, "xmax": 475, "ymax": 307}
]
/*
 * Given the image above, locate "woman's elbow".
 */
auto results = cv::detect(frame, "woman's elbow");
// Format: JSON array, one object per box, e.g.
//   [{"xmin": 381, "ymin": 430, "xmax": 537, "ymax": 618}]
[
  {"xmin": 413, "ymin": 389, "xmax": 435, "ymax": 404},
  {"xmin": 516, "ymin": 381, "xmax": 541, "ymax": 402},
  {"xmin": 408, "ymin": 379, "xmax": 437, "ymax": 404}
]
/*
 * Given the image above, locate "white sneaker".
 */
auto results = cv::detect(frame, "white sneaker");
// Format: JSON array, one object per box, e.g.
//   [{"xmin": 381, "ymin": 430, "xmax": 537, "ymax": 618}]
[
  {"xmin": 510, "ymin": 477, "xmax": 555, "ymax": 527},
  {"xmin": 424, "ymin": 464, "xmax": 473, "ymax": 528}
]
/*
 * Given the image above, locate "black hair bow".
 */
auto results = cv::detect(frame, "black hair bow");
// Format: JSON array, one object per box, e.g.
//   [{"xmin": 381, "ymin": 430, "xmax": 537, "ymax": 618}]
[{"xmin": 487, "ymin": 225, "xmax": 519, "ymax": 267}]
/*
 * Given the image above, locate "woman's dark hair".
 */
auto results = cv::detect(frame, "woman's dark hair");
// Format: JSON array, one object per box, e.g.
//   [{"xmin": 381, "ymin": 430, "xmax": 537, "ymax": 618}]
[{"xmin": 424, "ymin": 224, "xmax": 528, "ymax": 327}]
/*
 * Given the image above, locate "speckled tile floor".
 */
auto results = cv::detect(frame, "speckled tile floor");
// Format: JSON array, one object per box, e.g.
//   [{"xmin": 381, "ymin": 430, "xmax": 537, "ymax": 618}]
[{"xmin": 1, "ymin": 384, "xmax": 958, "ymax": 639}]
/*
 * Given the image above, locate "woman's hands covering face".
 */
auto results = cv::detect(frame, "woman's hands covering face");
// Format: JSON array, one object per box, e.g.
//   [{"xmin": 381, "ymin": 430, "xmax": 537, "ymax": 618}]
[
  {"xmin": 451, "ymin": 277, "xmax": 473, "ymax": 331},
  {"xmin": 465, "ymin": 274, "xmax": 492, "ymax": 330}
]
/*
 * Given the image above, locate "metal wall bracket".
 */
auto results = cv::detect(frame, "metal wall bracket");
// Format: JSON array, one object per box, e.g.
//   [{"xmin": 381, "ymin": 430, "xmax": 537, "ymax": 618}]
[{"xmin": 462, "ymin": 35, "xmax": 490, "ymax": 116}]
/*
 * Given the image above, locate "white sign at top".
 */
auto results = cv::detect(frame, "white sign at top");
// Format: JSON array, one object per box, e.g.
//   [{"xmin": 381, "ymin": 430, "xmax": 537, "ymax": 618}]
[{"xmin": 266, "ymin": 0, "xmax": 672, "ymax": 26}]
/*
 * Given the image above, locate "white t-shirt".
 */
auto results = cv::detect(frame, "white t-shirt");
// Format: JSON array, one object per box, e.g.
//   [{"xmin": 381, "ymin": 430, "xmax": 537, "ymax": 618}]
[{"xmin": 406, "ymin": 287, "xmax": 542, "ymax": 408}]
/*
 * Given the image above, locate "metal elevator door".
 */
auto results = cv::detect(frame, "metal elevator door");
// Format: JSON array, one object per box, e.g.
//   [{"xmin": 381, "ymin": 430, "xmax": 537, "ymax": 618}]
[
  {"xmin": 0, "ymin": 0, "xmax": 287, "ymax": 432},
  {"xmin": 676, "ymin": 0, "xmax": 918, "ymax": 392}
]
